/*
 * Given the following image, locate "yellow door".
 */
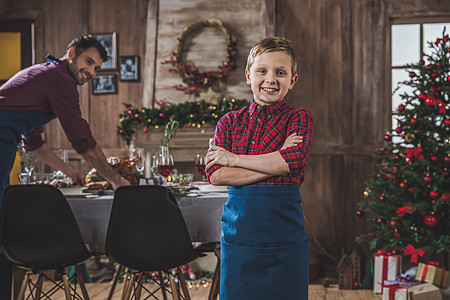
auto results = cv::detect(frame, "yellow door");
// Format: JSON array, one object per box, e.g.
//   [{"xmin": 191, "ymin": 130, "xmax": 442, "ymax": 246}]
[{"xmin": 0, "ymin": 32, "xmax": 22, "ymax": 185}]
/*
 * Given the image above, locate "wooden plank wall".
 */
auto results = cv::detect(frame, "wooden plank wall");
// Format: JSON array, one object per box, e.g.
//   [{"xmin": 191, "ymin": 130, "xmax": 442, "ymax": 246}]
[{"xmin": 277, "ymin": 0, "xmax": 450, "ymax": 271}]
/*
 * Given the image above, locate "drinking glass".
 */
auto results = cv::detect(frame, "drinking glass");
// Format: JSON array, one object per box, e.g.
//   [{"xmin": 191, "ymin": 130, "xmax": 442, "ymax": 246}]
[
  {"xmin": 132, "ymin": 148, "xmax": 145, "ymax": 175},
  {"xmin": 23, "ymin": 152, "xmax": 36, "ymax": 182},
  {"xmin": 195, "ymin": 153, "xmax": 206, "ymax": 180},
  {"xmin": 157, "ymin": 147, "xmax": 174, "ymax": 181}
]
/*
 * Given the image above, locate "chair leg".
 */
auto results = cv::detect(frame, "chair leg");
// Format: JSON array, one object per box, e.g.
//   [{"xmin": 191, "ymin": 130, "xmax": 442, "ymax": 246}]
[
  {"xmin": 176, "ymin": 268, "xmax": 191, "ymax": 300},
  {"xmin": 159, "ymin": 271, "xmax": 168, "ymax": 300},
  {"xmin": 121, "ymin": 268, "xmax": 130, "ymax": 300},
  {"xmin": 16, "ymin": 272, "xmax": 30, "ymax": 300},
  {"xmin": 123, "ymin": 273, "xmax": 136, "ymax": 300},
  {"xmin": 107, "ymin": 264, "xmax": 123, "ymax": 300},
  {"xmin": 62, "ymin": 273, "xmax": 72, "ymax": 300},
  {"xmin": 168, "ymin": 273, "xmax": 179, "ymax": 300},
  {"xmin": 208, "ymin": 259, "xmax": 220, "ymax": 300},
  {"xmin": 135, "ymin": 273, "xmax": 145, "ymax": 300},
  {"xmin": 34, "ymin": 273, "xmax": 44, "ymax": 299},
  {"xmin": 76, "ymin": 265, "xmax": 90, "ymax": 300}
]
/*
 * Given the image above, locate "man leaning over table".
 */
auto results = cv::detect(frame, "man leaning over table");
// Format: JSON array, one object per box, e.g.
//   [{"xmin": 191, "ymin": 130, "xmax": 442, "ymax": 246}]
[{"xmin": 0, "ymin": 35, "xmax": 130, "ymax": 299}]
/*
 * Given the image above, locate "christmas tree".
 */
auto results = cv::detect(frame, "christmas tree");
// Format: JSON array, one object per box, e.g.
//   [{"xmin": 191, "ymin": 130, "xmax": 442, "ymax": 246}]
[{"xmin": 357, "ymin": 31, "xmax": 450, "ymax": 262}]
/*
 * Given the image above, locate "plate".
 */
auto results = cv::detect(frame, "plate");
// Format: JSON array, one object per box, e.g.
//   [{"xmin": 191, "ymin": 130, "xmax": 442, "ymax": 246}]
[
  {"xmin": 191, "ymin": 184, "xmax": 228, "ymax": 193},
  {"xmin": 82, "ymin": 189, "xmax": 114, "ymax": 195},
  {"xmin": 59, "ymin": 187, "xmax": 85, "ymax": 196}
]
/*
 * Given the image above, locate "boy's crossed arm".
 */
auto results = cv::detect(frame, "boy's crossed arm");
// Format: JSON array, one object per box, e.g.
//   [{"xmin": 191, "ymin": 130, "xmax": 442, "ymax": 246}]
[{"xmin": 206, "ymin": 133, "xmax": 303, "ymax": 186}]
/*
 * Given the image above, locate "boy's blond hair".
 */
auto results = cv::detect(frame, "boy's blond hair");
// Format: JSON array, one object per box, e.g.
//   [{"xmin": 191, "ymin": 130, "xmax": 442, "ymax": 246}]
[{"xmin": 246, "ymin": 37, "xmax": 298, "ymax": 76}]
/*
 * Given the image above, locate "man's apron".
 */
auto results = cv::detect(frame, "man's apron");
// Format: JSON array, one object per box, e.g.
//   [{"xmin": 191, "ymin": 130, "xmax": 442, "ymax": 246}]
[{"xmin": 220, "ymin": 185, "xmax": 310, "ymax": 299}]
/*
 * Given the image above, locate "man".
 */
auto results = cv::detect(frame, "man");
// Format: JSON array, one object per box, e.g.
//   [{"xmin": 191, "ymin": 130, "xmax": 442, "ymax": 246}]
[{"xmin": 0, "ymin": 35, "xmax": 130, "ymax": 298}]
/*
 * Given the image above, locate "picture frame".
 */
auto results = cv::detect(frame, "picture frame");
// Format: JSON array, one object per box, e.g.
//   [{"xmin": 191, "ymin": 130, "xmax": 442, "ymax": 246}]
[
  {"xmin": 119, "ymin": 56, "xmax": 140, "ymax": 81},
  {"xmin": 91, "ymin": 32, "xmax": 117, "ymax": 71},
  {"xmin": 92, "ymin": 74, "xmax": 118, "ymax": 95}
]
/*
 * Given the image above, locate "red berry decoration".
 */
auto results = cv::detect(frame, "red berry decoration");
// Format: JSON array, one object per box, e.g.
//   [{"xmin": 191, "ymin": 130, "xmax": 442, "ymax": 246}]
[
  {"xmin": 429, "ymin": 191, "xmax": 439, "ymax": 199},
  {"xmin": 398, "ymin": 104, "xmax": 405, "ymax": 111},
  {"xmin": 423, "ymin": 214, "xmax": 438, "ymax": 228},
  {"xmin": 399, "ymin": 182, "xmax": 407, "ymax": 188},
  {"xmin": 409, "ymin": 72, "xmax": 416, "ymax": 78},
  {"xmin": 423, "ymin": 176, "xmax": 432, "ymax": 184}
]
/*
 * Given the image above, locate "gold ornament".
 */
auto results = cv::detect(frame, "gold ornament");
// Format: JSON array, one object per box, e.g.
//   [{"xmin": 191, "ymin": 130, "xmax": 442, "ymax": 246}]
[{"xmin": 405, "ymin": 133, "xmax": 415, "ymax": 142}]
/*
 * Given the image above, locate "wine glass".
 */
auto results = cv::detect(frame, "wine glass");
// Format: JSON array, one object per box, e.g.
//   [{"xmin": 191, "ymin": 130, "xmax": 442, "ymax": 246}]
[
  {"xmin": 157, "ymin": 152, "xmax": 174, "ymax": 182},
  {"xmin": 132, "ymin": 148, "xmax": 145, "ymax": 176},
  {"xmin": 195, "ymin": 153, "xmax": 206, "ymax": 181},
  {"xmin": 23, "ymin": 152, "xmax": 36, "ymax": 182}
]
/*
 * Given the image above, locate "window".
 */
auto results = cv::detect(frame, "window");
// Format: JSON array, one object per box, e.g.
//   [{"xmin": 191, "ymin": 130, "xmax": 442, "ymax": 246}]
[{"xmin": 390, "ymin": 20, "xmax": 450, "ymax": 135}]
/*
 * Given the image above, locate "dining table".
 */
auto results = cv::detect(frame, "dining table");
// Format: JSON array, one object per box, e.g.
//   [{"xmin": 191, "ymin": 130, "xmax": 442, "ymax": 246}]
[{"xmin": 65, "ymin": 190, "xmax": 228, "ymax": 245}]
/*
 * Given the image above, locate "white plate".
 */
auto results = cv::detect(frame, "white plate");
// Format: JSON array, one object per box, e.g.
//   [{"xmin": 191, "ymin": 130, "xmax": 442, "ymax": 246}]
[
  {"xmin": 191, "ymin": 184, "xmax": 228, "ymax": 193},
  {"xmin": 59, "ymin": 187, "xmax": 85, "ymax": 196}
]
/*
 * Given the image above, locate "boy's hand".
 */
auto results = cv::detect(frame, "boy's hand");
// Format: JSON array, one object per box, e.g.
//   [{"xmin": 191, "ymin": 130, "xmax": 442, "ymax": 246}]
[
  {"xmin": 205, "ymin": 145, "xmax": 237, "ymax": 171},
  {"xmin": 281, "ymin": 132, "xmax": 303, "ymax": 150}
]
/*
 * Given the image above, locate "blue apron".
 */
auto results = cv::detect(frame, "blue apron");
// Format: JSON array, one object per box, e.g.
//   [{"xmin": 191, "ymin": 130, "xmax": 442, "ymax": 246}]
[
  {"xmin": 221, "ymin": 185, "xmax": 310, "ymax": 300},
  {"xmin": 0, "ymin": 110, "xmax": 55, "ymax": 299}
]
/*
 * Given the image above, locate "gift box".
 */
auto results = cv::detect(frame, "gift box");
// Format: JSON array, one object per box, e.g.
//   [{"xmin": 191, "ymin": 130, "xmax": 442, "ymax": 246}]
[
  {"xmin": 408, "ymin": 283, "xmax": 443, "ymax": 300},
  {"xmin": 374, "ymin": 252, "xmax": 402, "ymax": 293},
  {"xmin": 382, "ymin": 280, "xmax": 421, "ymax": 300},
  {"xmin": 415, "ymin": 262, "xmax": 450, "ymax": 288}
]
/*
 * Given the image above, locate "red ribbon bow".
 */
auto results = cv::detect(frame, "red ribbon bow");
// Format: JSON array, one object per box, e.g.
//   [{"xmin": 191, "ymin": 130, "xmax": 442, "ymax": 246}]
[
  {"xmin": 428, "ymin": 261, "xmax": 442, "ymax": 267},
  {"xmin": 403, "ymin": 244, "xmax": 425, "ymax": 263},
  {"xmin": 405, "ymin": 147, "xmax": 424, "ymax": 161},
  {"xmin": 374, "ymin": 250, "xmax": 391, "ymax": 256}
]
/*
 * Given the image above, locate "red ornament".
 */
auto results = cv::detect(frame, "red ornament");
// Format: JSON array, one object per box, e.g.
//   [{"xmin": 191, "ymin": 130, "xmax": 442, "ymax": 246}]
[
  {"xmin": 445, "ymin": 157, "xmax": 450, "ymax": 163},
  {"xmin": 399, "ymin": 182, "xmax": 407, "ymax": 188},
  {"xmin": 410, "ymin": 118, "xmax": 418, "ymax": 125},
  {"xmin": 409, "ymin": 72, "xmax": 416, "ymax": 78},
  {"xmin": 423, "ymin": 214, "xmax": 438, "ymax": 228},
  {"xmin": 445, "ymin": 119, "xmax": 450, "ymax": 125},
  {"xmin": 394, "ymin": 232, "xmax": 401, "ymax": 240},
  {"xmin": 356, "ymin": 210, "xmax": 364, "ymax": 217},
  {"xmin": 429, "ymin": 191, "xmax": 439, "ymax": 199},
  {"xmin": 395, "ymin": 127, "xmax": 402, "ymax": 133},
  {"xmin": 423, "ymin": 176, "xmax": 432, "ymax": 184},
  {"xmin": 431, "ymin": 155, "xmax": 439, "ymax": 162},
  {"xmin": 398, "ymin": 104, "xmax": 406, "ymax": 111},
  {"xmin": 419, "ymin": 60, "xmax": 425, "ymax": 65},
  {"xmin": 441, "ymin": 193, "xmax": 450, "ymax": 203}
]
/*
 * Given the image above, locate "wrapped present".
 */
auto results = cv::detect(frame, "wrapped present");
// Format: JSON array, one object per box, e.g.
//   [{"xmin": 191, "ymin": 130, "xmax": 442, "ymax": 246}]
[
  {"xmin": 415, "ymin": 262, "xmax": 450, "ymax": 288},
  {"xmin": 382, "ymin": 280, "xmax": 421, "ymax": 300},
  {"xmin": 373, "ymin": 251, "xmax": 402, "ymax": 293},
  {"xmin": 408, "ymin": 283, "xmax": 443, "ymax": 300}
]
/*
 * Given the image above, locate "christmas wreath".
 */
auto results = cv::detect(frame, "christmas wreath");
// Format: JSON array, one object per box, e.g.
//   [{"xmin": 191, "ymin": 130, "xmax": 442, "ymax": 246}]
[
  {"xmin": 117, "ymin": 98, "xmax": 249, "ymax": 145},
  {"xmin": 163, "ymin": 18, "xmax": 238, "ymax": 95}
]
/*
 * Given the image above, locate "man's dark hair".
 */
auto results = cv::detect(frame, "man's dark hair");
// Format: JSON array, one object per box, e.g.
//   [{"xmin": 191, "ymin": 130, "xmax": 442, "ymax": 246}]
[{"xmin": 66, "ymin": 35, "xmax": 108, "ymax": 62}]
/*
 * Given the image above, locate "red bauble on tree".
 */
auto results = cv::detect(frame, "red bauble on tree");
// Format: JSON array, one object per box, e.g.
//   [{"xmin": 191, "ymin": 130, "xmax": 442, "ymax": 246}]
[
  {"xmin": 423, "ymin": 214, "xmax": 438, "ymax": 228},
  {"xmin": 398, "ymin": 104, "xmax": 406, "ymax": 111},
  {"xmin": 430, "ymin": 155, "xmax": 439, "ymax": 162},
  {"xmin": 430, "ymin": 191, "xmax": 439, "ymax": 199},
  {"xmin": 423, "ymin": 176, "xmax": 432, "ymax": 184},
  {"xmin": 445, "ymin": 157, "xmax": 450, "ymax": 163},
  {"xmin": 410, "ymin": 118, "xmax": 418, "ymax": 125}
]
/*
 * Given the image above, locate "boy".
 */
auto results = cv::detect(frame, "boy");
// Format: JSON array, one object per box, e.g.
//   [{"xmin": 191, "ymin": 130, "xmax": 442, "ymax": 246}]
[{"xmin": 206, "ymin": 37, "xmax": 313, "ymax": 299}]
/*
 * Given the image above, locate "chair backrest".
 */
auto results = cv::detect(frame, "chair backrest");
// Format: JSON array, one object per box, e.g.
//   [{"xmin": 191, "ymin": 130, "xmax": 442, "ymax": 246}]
[
  {"xmin": 0, "ymin": 185, "xmax": 91, "ymax": 270},
  {"xmin": 105, "ymin": 186, "xmax": 199, "ymax": 271}
]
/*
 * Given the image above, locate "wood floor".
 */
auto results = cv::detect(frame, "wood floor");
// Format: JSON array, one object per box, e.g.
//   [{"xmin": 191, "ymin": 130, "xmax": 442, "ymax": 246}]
[{"xmin": 33, "ymin": 282, "xmax": 383, "ymax": 299}]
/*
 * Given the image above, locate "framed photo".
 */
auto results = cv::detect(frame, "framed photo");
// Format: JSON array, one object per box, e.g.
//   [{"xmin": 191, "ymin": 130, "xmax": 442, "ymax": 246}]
[
  {"xmin": 92, "ymin": 74, "xmax": 118, "ymax": 95},
  {"xmin": 119, "ymin": 56, "xmax": 140, "ymax": 81},
  {"xmin": 91, "ymin": 32, "xmax": 117, "ymax": 71}
]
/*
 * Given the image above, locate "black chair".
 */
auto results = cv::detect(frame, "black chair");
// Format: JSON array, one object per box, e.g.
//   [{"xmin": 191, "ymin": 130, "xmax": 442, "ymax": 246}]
[
  {"xmin": 0, "ymin": 185, "xmax": 93, "ymax": 300},
  {"xmin": 105, "ymin": 186, "xmax": 201, "ymax": 300}
]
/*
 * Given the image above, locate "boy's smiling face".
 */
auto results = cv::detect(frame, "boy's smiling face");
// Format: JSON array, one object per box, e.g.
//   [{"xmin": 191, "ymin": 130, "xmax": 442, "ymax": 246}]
[{"xmin": 245, "ymin": 51, "xmax": 298, "ymax": 106}]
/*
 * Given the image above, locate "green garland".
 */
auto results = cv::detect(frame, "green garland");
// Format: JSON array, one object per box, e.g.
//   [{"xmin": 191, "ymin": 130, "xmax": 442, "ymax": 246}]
[{"xmin": 117, "ymin": 98, "xmax": 249, "ymax": 145}]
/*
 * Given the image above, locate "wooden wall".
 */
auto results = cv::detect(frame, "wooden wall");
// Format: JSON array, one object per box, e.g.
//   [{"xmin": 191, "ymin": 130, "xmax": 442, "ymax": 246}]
[
  {"xmin": 277, "ymin": 0, "xmax": 450, "ymax": 272},
  {"xmin": 1, "ymin": 0, "xmax": 450, "ymax": 275}
]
